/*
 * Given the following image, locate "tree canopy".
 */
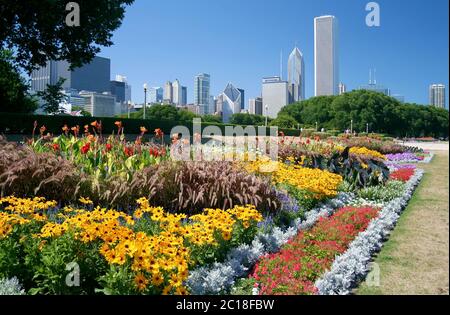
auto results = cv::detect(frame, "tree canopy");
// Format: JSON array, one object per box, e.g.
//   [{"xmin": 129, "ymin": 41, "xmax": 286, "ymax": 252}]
[
  {"xmin": 0, "ymin": 0, "xmax": 134, "ymax": 73},
  {"xmin": 278, "ymin": 90, "xmax": 449, "ymax": 138},
  {"xmin": 229, "ymin": 113, "xmax": 267, "ymax": 126},
  {"xmin": 0, "ymin": 50, "xmax": 37, "ymax": 113}
]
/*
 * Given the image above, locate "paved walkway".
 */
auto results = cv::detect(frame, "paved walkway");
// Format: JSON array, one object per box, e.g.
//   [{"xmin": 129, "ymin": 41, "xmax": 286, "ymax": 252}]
[{"xmin": 357, "ymin": 150, "xmax": 449, "ymax": 295}]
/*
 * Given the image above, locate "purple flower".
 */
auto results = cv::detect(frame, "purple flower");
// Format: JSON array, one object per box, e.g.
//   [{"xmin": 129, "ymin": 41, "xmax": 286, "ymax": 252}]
[{"xmin": 386, "ymin": 153, "xmax": 421, "ymax": 162}]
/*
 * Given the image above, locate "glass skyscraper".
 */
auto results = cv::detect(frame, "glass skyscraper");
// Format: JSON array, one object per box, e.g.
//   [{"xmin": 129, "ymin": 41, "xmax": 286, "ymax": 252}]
[
  {"xmin": 288, "ymin": 47, "xmax": 305, "ymax": 103},
  {"xmin": 194, "ymin": 73, "xmax": 210, "ymax": 115},
  {"xmin": 314, "ymin": 15, "xmax": 339, "ymax": 96},
  {"xmin": 31, "ymin": 56, "xmax": 111, "ymax": 94}
]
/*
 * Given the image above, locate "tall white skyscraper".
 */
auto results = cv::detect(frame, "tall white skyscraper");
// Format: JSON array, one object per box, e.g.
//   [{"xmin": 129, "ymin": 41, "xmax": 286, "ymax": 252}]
[
  {"xmin": 338, "ymin": 82, "xmax": 346, "ymax": 95},
  {"xmin": 219, "ymin": 83, "xmax": 244, "ymax": 123},
  {"xmin": 194, "ymin": 73, "xmax": 210, "ymax": 115},
  {"xmin": 429, "ymin": 84, "xmax": 446, "ymax": 109},
  {"xmin": 262, "ymin": 76, "xmax": 289, "ymax": 118},
  {"xmin": 288, "ymin": 47, "xmax": 305, "ymax": 103},
  {"xmin": 172, "ymin": 79, "xmax": 182, "ymax": 105},
  {"xmin": 164, "ymin": 81, "xmax": 173, "ymax": 104},
  {"xmin": 314, "ymin": 15, "xmax": 339, "ymax": 96}
]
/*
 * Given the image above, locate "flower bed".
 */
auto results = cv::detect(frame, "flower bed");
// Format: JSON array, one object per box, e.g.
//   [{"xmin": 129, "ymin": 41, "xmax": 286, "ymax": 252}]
[
  {"xmin": 250, "ymin": 206, "xmax": 380, "ymax": 295},
  {"xmin": 0, "ymin": 122, "xmax": 428, "ymax": 295}
]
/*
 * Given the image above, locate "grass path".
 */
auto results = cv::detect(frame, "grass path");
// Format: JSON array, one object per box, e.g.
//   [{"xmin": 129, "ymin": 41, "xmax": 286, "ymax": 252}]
[{"xmin": 357, "ymin": 151, "xmax": 449, "ymax": 295}]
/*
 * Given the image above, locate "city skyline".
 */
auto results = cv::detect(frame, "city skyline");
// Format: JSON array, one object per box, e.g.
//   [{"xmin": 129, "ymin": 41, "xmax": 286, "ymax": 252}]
[{"xmin": 98, "ymin": 0, "xmax": 449, "ymax": 108}]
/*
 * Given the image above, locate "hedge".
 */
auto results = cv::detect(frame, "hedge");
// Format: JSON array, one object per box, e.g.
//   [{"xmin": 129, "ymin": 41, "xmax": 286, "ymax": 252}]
[{"xmin": 0, "ymin": 113, "xmax": 300, "ymax": 137}]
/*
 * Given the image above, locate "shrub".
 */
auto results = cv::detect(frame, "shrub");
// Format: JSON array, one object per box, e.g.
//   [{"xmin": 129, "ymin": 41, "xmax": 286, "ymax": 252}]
[{"xmin": 357, "ymin": 180, "xmax": 405, "ymax": 202}]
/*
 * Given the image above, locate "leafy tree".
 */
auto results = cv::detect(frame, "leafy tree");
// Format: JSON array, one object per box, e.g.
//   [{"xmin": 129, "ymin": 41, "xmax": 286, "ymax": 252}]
[
  {"xmin": 0, "ymin": 0, "xmax": 134, "ymax": 73},
  {"xmin": 202, "ymin": 114, "xmax": 223, "ymax": 124},
  {"xmin": 178, "ymin": 109, "xmax": 198, "ymax": 122},
  {"xmin": 0, "ymin": 50, "xmax": 37, "ymax": 113},
  {"xmin": 37, "ymin": 78, "xmax": 67, "ymax": 115},
  {"xmin": 276, "ymin": 90, "xmax": 449, "ymax": 138},
  {"xmin": 269, "ymin": 115, "xmax": 298, "ymax": 129},
  {"xmin": 230, "ymin": 113, "xmax": 266, "ymax": 126}
]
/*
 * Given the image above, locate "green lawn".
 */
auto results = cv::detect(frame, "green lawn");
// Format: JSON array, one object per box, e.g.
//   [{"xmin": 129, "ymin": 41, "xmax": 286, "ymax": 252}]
[{"xmin": 357, "ymin": 151, "xmax": 449, "ymax": 295}]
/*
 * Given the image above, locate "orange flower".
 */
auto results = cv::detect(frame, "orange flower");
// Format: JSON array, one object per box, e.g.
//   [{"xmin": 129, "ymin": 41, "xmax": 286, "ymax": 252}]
[
  {"xmin": 154, "ymin": 128, "xmax": 163, "ymax": 138},
  {"xmin": 62, "ymin": 125, "xmax": 69, "ymax": 132},
  {"xmin": 115, "ymin": 121, "xmax": 122, "ymax": 128},
  {"xmin": 40, "ymin": 126, "xmax": 46, "ymax": 134},
  {"xmin": 90, "ymin": 121, "xmax": 98, "ymax": 128},
  {"xmin": 140, "ymin": 126, "xmax": 148, "ymax": 134}
]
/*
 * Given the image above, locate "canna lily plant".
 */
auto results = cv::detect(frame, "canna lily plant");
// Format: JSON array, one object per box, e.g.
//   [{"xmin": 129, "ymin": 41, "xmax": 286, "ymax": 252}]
[{"xmin": 29, "ymin": 122, "xmax": 170, "ymax": 182}]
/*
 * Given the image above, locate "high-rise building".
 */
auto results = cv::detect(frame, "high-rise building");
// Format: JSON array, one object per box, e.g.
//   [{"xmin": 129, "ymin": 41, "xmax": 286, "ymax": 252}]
[
  {"xmin": 314, "ymin": 15, "xmax": 339, "ymax": 96},
  {"xmin": 79, "ymin": 91, "xmax": 119, "ymax": 117},
  {"xmin": 249, "ymin": 97, "xmax": 263, "ymax": 115},
  {"xmin": 110, "ymin": 80, "xmax": 126, "ymax": 103},
  {"xmin": 194, "ymin": 73, "xmax": 210, "ymax": 115},
  {"xmin": 429, "ymin": 84, "xmax": 446, "ymax": 109},
  {"xmin": 164, "ymin": 81, "xmax": 173, "ymax": 104},
  {"xmin": 115, "ymin": 75, "xmax": 131, "ymax": 102},
  {"xmin": 149, "ymin": 87, "xmax": 163, "ymax": 104},
  {"xmin": 338, "ymin": 82, "xmax": 346, "ymax": 95},
  {"xmin": 262, "ymin": 76, "xmax": 289, "ymax": 118},
  {"xmin": 288, "ymin": 47, "xmax": 305, "ymax": 103},
  {"xmin": 359, "ymin": 83, "xmax": 390, "ymax": 96},
  {"xmin": 209, "ymin": 95, "xmax": 216, "ymax": 115},
  {"xmin": 359, "ymin": 69, "xmax": 390, "ymax": 96},
  {"xmin": 172, "ymin": 79, "xmax": 182, "ymax": 105},
  {"xmin": 237, "ymin": 88, "xmax": 245, "ymax": 110},
  {"xmin": 217, "ymin": 83, "xmax": 244, "ymax": 123},
  {"xmin": 181, "ymin": 86, "xmax": 187, "ymax": 105},
  {"xmin": 31, "ymin": 56, "xmax": 111, "ymax": 94}
]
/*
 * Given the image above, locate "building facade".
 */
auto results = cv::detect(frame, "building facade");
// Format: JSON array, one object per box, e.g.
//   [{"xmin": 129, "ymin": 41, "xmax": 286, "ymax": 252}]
[
  {"xmin": 288, "ymin": 47, "xmax": 305, "ymax": 103},
  {"xmin": 194, "ymin": 73, "xmax": 211, "ymax": 115},
  {"xmin": 115, "ymin": 75, "xmax": 131, "ymax": 102},
  {"xmin": 110, "ymin": 80, "xmax": 126, "ymax": 103},
  {"xmin": 359, "ymin": 83, "xmax": 391, "ymax": 96},
  {"xmin": 338, "ymin": 82, "xmax": 346, "ymax": 95},
  {"xmin": 79, "ymin": 91, "xmax": 119, "ymax": 117},
  {"xmin": 164, "ymin": 81, "xmax": 173, "ymax": 104},
  {"xmin": 218, "ymin": 83, "xmax": 244, "ymax": 123},
  {"xmin": 31, "ymin": 56, "xmax": 111, "ymax": 94},
  {"xmin": 262, "ymin": 76, "xmax": 289, "ymax": 118},
  {"xmin": 248, "ymin": 97, "xmax": 263, "ymax": 115},
  {"xmin": 181, "ymin": 86, "xmax": 187, "ymax": 105},
  {"xmin": 314, "ymin": 15, "xmax": 339, "ymax": 96},
  {"xmin": 149, "ymin": 87, "xmax": 163, "ymax": 104},
  {"xmin": 429, "ymin": 84, "xmax": 446, "ymax": 109},
  {"xmin": 172, "ymin": 79, "xmax": 182, "ymax": 105}
]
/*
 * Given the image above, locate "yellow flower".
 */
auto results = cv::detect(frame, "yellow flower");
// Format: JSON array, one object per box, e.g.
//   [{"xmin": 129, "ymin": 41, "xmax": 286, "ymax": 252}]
[
  {"xmin": 134, "ymin": 273, "xmax": 149, "ymax": 291},
  {"xmin": 79, "ymin": 197, "xmax": 93, "ymax": 205}
]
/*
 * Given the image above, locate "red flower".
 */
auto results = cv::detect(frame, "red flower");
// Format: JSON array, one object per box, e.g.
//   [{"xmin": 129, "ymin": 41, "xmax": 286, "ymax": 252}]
[
  {"xmin": 149, "ymin": 148, "xmax": 158, "ymax": 157},
  {"xmin": 249, "ymin": 206, "xmax": 380, "ymax": 295},
  {"xmin": 306, "ymin": 138, "xmax": 311, "ymax": 144},
  {"xmin": 105, "ymin": 143, "xmax": 112, "ymax": 152},
  {"xmin": 390, "ymin": 168, "xmax": 415, "ymax": 182},
  {"xmin": 52, "ymin": 143, "xmax": 60, "ymax": 151},
  {"xmin": 124, "ymin": 146, "xmax": 134, "ymax": 157},
  {"xmin": 81, "ymin": 143, "xmax": 90, "ymax": 154}
]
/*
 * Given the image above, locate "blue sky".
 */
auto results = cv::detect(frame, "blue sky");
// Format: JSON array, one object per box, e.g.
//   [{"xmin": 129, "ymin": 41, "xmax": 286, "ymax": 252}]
[{"xmin": 100, "ymin": 0, "xmax": 449, "ymax": 107}]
